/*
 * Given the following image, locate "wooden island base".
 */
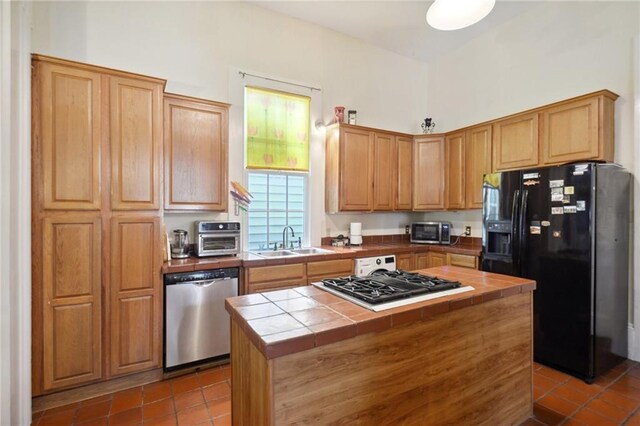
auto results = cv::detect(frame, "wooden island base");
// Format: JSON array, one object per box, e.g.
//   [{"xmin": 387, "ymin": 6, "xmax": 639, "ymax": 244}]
[{"xmin": 231, "ymin": 292, "xmax": 532, "ymax": 425}]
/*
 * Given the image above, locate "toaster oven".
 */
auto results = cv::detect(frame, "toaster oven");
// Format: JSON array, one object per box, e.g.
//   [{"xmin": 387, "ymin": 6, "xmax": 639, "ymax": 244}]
[{"xmin": 195, "ymin": 221, "xmax": 240, "ymax": 257}]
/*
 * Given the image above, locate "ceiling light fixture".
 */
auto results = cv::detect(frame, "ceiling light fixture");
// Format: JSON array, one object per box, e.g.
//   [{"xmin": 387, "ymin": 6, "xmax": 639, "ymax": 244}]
[{"xmin": 426, "ymin": 0, "xmax": 496, "ymax": 31}]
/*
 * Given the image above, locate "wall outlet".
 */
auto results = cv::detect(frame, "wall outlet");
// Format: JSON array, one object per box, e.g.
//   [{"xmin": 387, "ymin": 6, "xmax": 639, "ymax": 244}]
[
  {"xmin": 405, "ymin": 225, "xmax": 410, "ymax": 234},
  {"xmin": 465, "ymin": 226, "xmax": 471, "ymax": 236}
]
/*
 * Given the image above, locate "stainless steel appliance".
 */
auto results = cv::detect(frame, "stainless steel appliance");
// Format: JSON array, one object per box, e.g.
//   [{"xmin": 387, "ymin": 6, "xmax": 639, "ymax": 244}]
[
  {"xmin": 313, "ymin": 270, "xmax": 473, "ymax": 312},
  {"xmin": 195, "ymin": 221, "xmax": 240, "ymax": 257},
  {"xmin": 410, "ymin": 222, "xmax": 452, "ymax": 245},
  {"xmin": 481, "ymin": 162, "xmax": 630, "ymax": 382},
  {"xmin": 354, "ymin": 255, "xmax": 396, "ymax": 276},
  {"xmin": 171, "ymin": 229, "xmax": 190, "ymax": 259},
  {"xmin": 164, "ymin": 267, "xmax": 239, "ymax": 370}
]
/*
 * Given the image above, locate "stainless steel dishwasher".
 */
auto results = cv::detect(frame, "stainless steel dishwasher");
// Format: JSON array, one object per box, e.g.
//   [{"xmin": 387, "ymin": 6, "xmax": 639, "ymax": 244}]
[{"xmin": 164, "ymin": 267, "xmax": 239, "ymax": 370}]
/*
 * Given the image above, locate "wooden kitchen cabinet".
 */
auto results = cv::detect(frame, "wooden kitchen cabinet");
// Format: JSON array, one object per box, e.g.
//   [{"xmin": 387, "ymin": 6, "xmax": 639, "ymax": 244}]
[
  {"xmin": 41, "ymin": 214, "xmax": 103, "ymax": 391},
  {"xmin": 445, "ymin": 132, "xmax": 465, "ymax": 210},
  {"xmin": 325, "ymin": 125, "xmax": 374, "ymax": 212},
  {"xmin": 110, "ymin": 76, "xmax": 163, "ymax": 210},
  {"xmin": 415, "ymin": 253, "xmax": 429, "ymax": 270},
  {"xmin": 426, "ymin": 252, "xmax": 448, "ymax": 268},
  {"xmin": 447, "ymin": 253, "xmax": 478, "ymax": 269},
  {"xmin": 372, "ymin": 132, "xmax": 395, "ymax": 211},
  {"xmin": 395, "ymin": 136, "xmax": 413, "ymax": 210},
  {"xmin": 396, "ymin": 253, "xmax": 414, "ymax": 271},
  {"xmin": 36, "ymin": 61, "xmax": 102, "ymax": 211},
  {"xmin": 32, "ymin": 55, "xmax": 167, "ymax": 396},
  {"xmin": 465, "ymin": 125, "xmax": 492, "ymax": 209},
  {"xmin": 326, "ymin": 124, "xmax": 414, "ymax": 213},
  {"xmin": 110, "ymin": 215, "xmax": 162, "ymax": 376},
  {"xmin": 413, "ymin": 135, "xmax": 445, "ymax": 210},
  {"xmin": 164, "ymin": 94, "xmax": 230, "ymax": 211},
  {"xmin": 307, "ymin": 259, "xmax": 354, "ymax": 283},
  {"xmin": 493, "ymin": 112, "xmax": 539, "ymax": 171},
  {"xmin": 541, "ymin": 91, "xmax": 616, "ymax": 165},
  {"xmin": 244, "ymin": 263, "xmax": 307, "ymax": 294}
]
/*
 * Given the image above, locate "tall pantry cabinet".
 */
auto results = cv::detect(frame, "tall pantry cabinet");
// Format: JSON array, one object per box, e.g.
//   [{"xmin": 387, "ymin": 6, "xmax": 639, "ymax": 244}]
[{"xmin": 31, "ymin": 55, "xmax": 164, "ymax": 395}]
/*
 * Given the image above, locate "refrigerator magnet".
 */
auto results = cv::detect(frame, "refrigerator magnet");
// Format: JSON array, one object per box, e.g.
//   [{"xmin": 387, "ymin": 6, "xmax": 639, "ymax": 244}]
[
  {"xmin": 563, "ymin": 195, "xmax": 571, "ymax": 204},
  {"xmin": 553, "ymin": 231, "xmax": 562, "ymax": 238},
  {"xmin": 541, "ymin": 221, "xmax": 551, "ymax": 226},
  {"xmin": 551, "ymin": 207, "xmax": 564, "ymax": 215},
  {"xmin": 523, "ymin": 172, "xmax": 539, "ymax": 179},
  {"xmin": 576, "ymin": 201, "xmax": 586, "ymax": 211},
  {"xmin": 564, "ymin": 206, "xmax": 577, "ymax": 214},
  {"xmin": 564, "ymin": 186, "xmax": 575, "ymax": 195},
  {"xmin": 550, "ymin": 179, "xmax": 564, "ymax": 188},
  {"xmin": 551, "ymin": 194, "xmax": 564, "ymax": 202},
  {"xmin": 551, "ymin": 187, "xmax": 563, "ymax": 195},
  {"xmin": 530, "ymin": 226, "xmax": 541, "ymax": 235}
]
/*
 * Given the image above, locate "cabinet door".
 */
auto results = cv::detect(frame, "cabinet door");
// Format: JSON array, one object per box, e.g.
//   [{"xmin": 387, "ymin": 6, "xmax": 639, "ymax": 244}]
[
  {"xmin": 42, "ymin": 215, "xmax": 102, "ymax": 390},
  {"xmin": 164, "ymin": 95, "xmax": 229, "ymax": 211},
  {"xmin": 339, "ymin": 127, "xmax": 374, "ymax": 211},
  {"xmin": 427, "ymin": 252, "xmax": 447, "ymax": 268},
  {"xmin": 413, "ymin": 136, "xmax": 445, "ymax": 210},
  {"xmin": 493, "ymin": 113, "xmax": 539, "ymax": 171},
  {"xmin": 447, "ymin": 253, "xmax": 478, "ymax": 269},
  {"xmin": 415, "ymin": 253, "xmax": 430, "ymax": 270},
  {"xmin": 245, "ymin": 264, "xmax": 307, "ymax": 294},
  {"xmin": 307, "ymin": 259, "xmax": 354, "ymax": 283},
  {"xmin": 110, "ymin": 76, "xmax": 162, "ymax": 210},
  {"xmin": 110, "ymin": 216, "xmax": 162, "ymax": 376},
  {"xmin": 395, "ymin": 137, "xmax": 413, "ymax": 210},
  {"xmin": 373, "ymin": 133, "xmax": 395, "ymax": 211},
  {"xmin": 541, "ymin": 97, "xmax": 600, "ymax": 165},
  {"xmin": 465, "ymin": 125, "xmax": 492, "ymax": 209},
  {"xmin": 445, "ymin": 132, "xmax": 465, "ymax": 210},
  {"xmin": 396, "ymin": 253, "xmax": 414, "ymax": 271},
  {"xmin": 37, "ymin": 62, "xmax": 102, "ymax": 210}
]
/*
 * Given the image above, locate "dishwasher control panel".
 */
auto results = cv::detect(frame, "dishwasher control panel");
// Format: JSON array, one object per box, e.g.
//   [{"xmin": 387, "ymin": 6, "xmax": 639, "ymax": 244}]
[{"xmin": 164, "ymin": 267, "xmax": 239, "ymax": 285}]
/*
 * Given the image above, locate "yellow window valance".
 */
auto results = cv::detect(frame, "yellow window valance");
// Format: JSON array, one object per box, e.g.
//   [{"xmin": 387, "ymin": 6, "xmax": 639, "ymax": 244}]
[{"xmin": 245, "ymin": 86, "xmax": 310, "ymax": 171}]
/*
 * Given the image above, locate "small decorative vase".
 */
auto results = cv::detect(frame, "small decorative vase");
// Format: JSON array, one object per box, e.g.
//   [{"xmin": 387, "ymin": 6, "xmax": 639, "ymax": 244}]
[{"xmin": 334, "ymin": 106, "xmax": 345, "ymax": 123}]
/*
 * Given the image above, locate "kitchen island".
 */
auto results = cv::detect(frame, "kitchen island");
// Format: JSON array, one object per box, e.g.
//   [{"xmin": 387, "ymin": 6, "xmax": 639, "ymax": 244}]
[{"xmin": 225, "ymin": 266, "xmax": 535, "ymax": 425}]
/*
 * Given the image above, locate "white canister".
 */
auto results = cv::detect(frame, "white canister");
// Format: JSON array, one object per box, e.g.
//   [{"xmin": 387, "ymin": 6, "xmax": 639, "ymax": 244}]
[{"xmin": 350, "ymin": 222, "xmax": 362, "ymax": 245}]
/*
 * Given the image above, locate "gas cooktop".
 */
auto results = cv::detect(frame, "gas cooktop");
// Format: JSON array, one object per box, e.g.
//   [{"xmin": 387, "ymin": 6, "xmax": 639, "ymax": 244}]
[{"xmin": 314, "ymin": 270, "xmax": 474, "ymax": 312}]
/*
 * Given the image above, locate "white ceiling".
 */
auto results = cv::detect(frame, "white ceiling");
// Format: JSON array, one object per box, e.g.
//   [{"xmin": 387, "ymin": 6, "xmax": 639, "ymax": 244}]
[{"xmin": 248, "ymin": 1, "xmax": 542, "ymax": 63}]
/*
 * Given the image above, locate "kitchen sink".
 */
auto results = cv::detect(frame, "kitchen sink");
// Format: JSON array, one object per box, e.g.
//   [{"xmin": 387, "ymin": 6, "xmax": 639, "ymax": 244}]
[
  {"xmin": 250, "ymin": 250, "xmax": 302, "ymax": 258},
  {"xmin": 250, "ymin": 247, "xmax": 333, "ymax": 258},
  {"xmin": 289, "ymin": 247, "xmax": 334, "ymax": 255}
]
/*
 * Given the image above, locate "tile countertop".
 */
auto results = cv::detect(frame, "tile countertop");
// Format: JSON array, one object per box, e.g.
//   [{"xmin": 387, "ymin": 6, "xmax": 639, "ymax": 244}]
[
  {"xmin": 162, "ymin": 241, "xmax": 482, "ymax": 273},
  {"xmin": 224, "ymin": 266, "xmax": 536, "ymax": 359}
]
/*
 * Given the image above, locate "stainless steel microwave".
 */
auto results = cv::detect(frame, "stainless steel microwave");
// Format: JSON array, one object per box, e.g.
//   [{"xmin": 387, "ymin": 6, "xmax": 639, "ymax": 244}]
[{"xmin": 410, "ymin": 222, "xmax": 452, "ymax": 245}]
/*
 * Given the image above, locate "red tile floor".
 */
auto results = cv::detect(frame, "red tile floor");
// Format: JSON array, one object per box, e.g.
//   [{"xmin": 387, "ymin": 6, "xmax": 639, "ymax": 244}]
[
  {"xmin": 32, "ymin": 360, "xmax": 640, "ymax": 425},
  {"xmin": 31, "ymin": 364, "xmax": 231, "ymax": 426}
]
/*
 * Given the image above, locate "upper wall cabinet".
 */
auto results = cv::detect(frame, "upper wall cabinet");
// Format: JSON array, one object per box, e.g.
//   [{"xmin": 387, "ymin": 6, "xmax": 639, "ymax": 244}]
[
  {"xmin": 413, "ymin": 135, "xmax": 445, "ymax": 211},
  {"xmin": 110, "ymin": 76, "xmax": 163, "ymax": 211},
  {"xmin": 395, "ymin": 136, "xmax": 413, "ymax": 211},
  {"xmin": 164, "ymin": 94, "xmax": 230, "ymax": 211},
  {"xmin": 541, "ymin": 91, "xmax": 616, "ymax": 165},
  {"xmin": 36, "ymin": 61, "xmax": 103, "ymax": 211},
  {"xmin": 465, "ymin": 125, "xmax": 492, "ymax": 209},
  {"xmin": 325, "ymin": 124, "xmax": 415, "ymax": 213},
  {"xmin": 493, "ymin": 112, "xmax": 539, "ymax": 171},
  {"xmin": 445, "ymin": 131, "xmax": 465, "ymax": 210}
]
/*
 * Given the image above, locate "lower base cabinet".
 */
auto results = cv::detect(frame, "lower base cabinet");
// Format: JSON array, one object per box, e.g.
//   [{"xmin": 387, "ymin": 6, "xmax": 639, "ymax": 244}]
[
  {"xmin": 409, "ymin": 251, "xmax": 478, "ymax": 271},
  {"xmin": 307, "ymin": 259, "xmax": 354, "ymax": 284},
  {"xmin": 244, "ymin": 264, "xmax": 307, "ymax": 294}
]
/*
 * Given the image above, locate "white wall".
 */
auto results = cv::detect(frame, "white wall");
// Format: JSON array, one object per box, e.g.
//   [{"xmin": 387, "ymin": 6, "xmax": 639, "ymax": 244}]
[
  {"xmin": 32, "ymin": 1, "xmax": 430, "ymax": 245},
  {"xmin": 425, "ymin": 1, "xmax": 640, "ymax": 358},
  {"xmin": 0, "ymin": 1, "xmax": 32, "ymax": 424}
]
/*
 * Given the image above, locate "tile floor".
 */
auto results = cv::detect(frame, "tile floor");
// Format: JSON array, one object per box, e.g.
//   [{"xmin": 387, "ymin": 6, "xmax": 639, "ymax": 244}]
[
  {"xmin": 31, "ymin": 364, "xmax": 231, "ymax": 426},
  {"xmin": 32, "ymin": 360, "xmax": 640, "ymax": 425}
]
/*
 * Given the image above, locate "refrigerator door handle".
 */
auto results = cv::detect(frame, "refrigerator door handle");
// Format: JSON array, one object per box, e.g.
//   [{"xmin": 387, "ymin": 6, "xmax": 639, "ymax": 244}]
[
  {"xmin": 511, "ymin": 189, "xmax": 520, "ymax": 267},
  {"xmin": 519, "ymin": 189, "xmax": 529, "ymax": 267}
]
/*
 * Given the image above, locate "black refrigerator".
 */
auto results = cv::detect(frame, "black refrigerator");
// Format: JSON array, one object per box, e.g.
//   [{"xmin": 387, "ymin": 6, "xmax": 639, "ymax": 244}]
[{"xmin": 481, "ymin": 162, "xmax": 630, "ymax": 382}]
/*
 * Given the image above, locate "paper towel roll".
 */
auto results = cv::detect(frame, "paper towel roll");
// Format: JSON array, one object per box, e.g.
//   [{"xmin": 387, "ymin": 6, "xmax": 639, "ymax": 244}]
[{"xmin": 350, "ymin": 222, "xmax": 362, "ymax": 236}]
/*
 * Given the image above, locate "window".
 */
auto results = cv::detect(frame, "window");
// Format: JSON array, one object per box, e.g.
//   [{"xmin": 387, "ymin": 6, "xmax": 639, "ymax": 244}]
[
  {"xmin": 246, "ymin": 172, "xmax": 306, "ymax": 251},
  {"xmin": 244, "ymin": 87, "xmax": 310, "ymax": 250}
]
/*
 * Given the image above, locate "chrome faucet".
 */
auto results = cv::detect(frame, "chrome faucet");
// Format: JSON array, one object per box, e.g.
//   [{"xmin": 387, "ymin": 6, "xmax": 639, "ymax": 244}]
[{"xmin": 282, "ymin": 226, "xmax": 295, "ymax": 250}]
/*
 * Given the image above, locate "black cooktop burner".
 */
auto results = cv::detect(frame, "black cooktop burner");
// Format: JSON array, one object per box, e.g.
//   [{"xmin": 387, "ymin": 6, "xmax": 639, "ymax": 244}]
[{"xmin": 321, "ymin": 270, "xmax": 461, "ymax": 305}]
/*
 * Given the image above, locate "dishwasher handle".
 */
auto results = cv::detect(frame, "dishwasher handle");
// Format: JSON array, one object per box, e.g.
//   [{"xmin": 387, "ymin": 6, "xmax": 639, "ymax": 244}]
[{"xmin": 175, "ymin": 277, "xmax": 231, "ymax": 287}]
